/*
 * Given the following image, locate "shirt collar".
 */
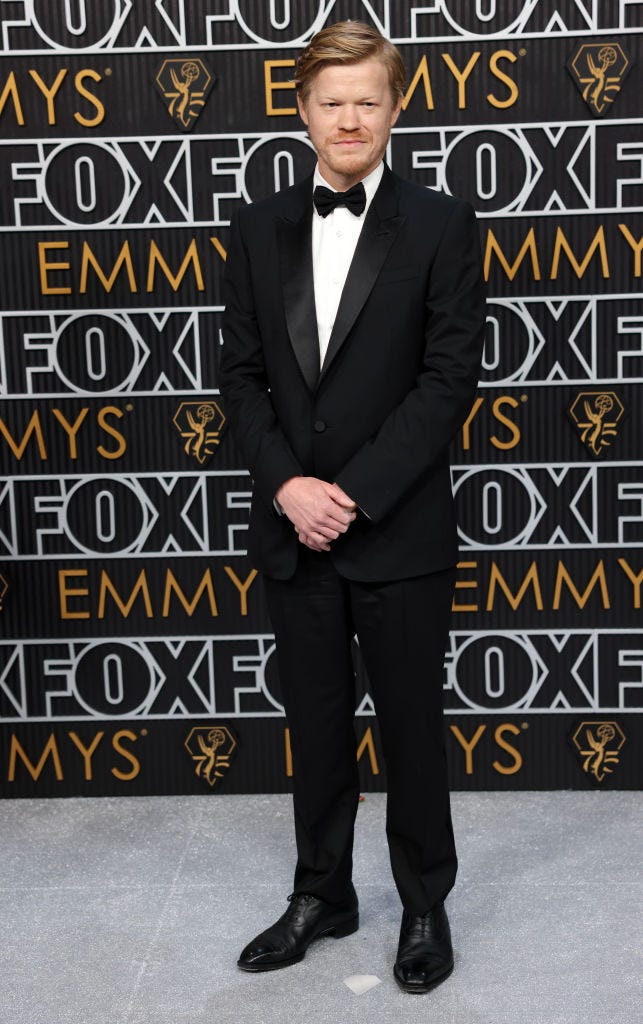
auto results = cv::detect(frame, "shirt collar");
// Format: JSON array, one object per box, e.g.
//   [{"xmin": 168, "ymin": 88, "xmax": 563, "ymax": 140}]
[{"xmin": 313, "ymin": 162, "xmax": 384, "ymax": 216}]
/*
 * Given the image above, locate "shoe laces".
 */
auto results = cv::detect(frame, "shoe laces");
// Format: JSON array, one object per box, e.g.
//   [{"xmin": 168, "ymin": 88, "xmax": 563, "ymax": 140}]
[
  {"xmin": 405, "ymin": 910, "xmax": 437, "ymax": 939},
  {"xmin": 284, "ymin": 892, "xmax": 316, "ymax": 922}
]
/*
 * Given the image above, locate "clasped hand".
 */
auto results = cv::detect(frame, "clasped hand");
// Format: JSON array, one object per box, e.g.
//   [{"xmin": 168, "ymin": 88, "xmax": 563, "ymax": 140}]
[{"xmin": 275, "ymin": 476, "xmax": 357, "ymax": 552}]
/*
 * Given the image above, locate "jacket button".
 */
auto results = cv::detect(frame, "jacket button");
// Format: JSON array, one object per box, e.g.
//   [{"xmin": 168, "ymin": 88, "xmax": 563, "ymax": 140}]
[{"xmin": 314, "ymin": 419, "xmax": 326, "ymax": 433}]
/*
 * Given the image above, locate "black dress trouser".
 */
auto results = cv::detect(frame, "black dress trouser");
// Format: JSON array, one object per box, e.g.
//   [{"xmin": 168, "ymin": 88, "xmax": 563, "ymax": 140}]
[{"xmin": 263, "ymin": 547, "xmax": 457, "ymax": 916}]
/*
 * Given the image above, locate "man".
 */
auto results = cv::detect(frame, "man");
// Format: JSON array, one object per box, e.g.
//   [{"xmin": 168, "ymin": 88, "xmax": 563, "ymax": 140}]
[{"xmin": 220, "ymin": 21, "xmax": 485, "ymax": 993}]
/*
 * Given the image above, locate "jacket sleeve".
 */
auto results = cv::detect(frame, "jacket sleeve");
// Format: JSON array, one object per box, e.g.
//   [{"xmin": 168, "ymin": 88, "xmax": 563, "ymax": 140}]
[
  {"xmin": 334, "ymin": 199, "xmax": 486, "ymax": 522},
  {"xmin": 219, "ymin": 208, "xmax": 303, "ymax": 507}
]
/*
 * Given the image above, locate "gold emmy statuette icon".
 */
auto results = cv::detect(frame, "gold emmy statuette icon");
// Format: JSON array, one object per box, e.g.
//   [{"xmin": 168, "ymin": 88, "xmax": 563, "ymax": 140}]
[
  {"xmin": 155, "ymin": 57, "xmax": 215, "ymax": 130},
  {"xmin": 185, "ymin": 726, "xmax": 237, "ymax": 787},
  {"xmin": 567, "ymin": 42, "xmax": 632, "ymax": 116},
  {"xmin": 568, "ymin": 391, "xmax": 624, "ymax": 457},
  {"xmin": 572, "ymin": 721, "xmax": 626, "ymax": 783},
  {"xmin": 172, "ymin": 400, "xmax": 226, "ymax": 464}
]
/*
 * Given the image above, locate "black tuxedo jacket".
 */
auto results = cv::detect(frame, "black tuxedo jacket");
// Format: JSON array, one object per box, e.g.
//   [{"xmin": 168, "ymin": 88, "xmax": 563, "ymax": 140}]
[{"xmin": 220, "ymin": 166, "xmax": 486, "ymax": 582}]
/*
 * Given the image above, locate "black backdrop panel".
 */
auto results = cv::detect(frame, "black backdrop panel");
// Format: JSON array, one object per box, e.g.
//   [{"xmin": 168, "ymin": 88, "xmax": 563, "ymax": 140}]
[{"xmin": 0, "ymin": 2, "xmax": 641, "ymax": 795}]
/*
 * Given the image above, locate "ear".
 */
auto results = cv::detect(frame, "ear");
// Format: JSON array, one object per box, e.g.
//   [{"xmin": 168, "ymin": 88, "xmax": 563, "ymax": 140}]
[
  {"xmin": 390, "ymin": 96, "xmax": 402, "ymax": 128},
  {"xmin": 297, "ymin": 93, "xmax": 309, "ymax": 126}
]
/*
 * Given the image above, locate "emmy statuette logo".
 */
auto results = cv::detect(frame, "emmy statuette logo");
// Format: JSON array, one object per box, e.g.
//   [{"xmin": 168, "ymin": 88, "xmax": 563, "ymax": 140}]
[
  {"xmin": 567, "ymin": 42, "xmax": 632, "ymax": 116},
  {"xmin": 172, "ymin": 400, "xmax": 226, "ymax": 464},
  {"xmin": 185, "ymin": 726, "xmax": 237, "ymax": 787},
  {"xmin": 571, "ymin": 722, "xmax": 626, "ymax": 783},
  {"xmin": 568, "ymin": 391, "xmax": 624, "ymax": 456},
  {"xmin": 155, "ymin": 57, "xmax": 215, "ymax": 130}
]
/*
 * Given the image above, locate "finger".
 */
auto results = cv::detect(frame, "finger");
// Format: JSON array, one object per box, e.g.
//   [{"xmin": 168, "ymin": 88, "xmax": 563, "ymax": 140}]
[
  {"xmin": 297, "ymin": 531, "xmax": 324, "ymax": 552},
  {"xmin": 327, "ymin": 482, "xmax": 357, "ymax": 509},
  {"xmin": 307, "ymin": 522, "xmax": 340, "ymax": 541},
  {"xmin": 308, "ymin": 531, "xmax": 331, "ymax": 551},
  {"xmin": 324, "ymin": 506, "xmax": 356, "ymax": 529}
]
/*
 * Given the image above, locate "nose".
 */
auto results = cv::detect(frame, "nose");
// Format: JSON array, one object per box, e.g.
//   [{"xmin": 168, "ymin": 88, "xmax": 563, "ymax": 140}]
[{"xmin": 337, "ymin": 104, "xmax": 360, "ymax": 131}]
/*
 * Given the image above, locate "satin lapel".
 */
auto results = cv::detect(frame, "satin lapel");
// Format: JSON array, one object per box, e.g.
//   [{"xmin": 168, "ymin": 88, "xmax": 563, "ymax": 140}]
[
  {"xmin": 319, "ymin": 169, "xmax": 405, "ymax": 384},
  {"xmin": 277, "ymin": 192, "xmax": 319, "ymax": 392}
]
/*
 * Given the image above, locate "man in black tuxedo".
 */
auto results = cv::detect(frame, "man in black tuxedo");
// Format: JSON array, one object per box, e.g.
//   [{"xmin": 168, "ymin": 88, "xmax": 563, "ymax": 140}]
[{"xmin": 220, "ymin": 21, "xmax": 485, "ymax": 993}]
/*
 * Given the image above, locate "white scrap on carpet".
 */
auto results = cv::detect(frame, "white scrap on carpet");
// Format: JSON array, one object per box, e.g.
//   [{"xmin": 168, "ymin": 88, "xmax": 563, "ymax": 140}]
[{"xmin": 343, "ymin": 974, "xmax": 382, "ymax": 995}]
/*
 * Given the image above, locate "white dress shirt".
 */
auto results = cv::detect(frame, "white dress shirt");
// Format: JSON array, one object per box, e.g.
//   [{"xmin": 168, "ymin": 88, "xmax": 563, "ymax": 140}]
[{"xmin": 312, "ymin": 162, "xmax": 384, "ymax": 367}]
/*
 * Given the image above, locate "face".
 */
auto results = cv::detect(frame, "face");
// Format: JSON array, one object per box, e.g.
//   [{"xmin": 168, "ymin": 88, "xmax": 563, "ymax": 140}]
[{"xmin": 298, "ymin": 58, "xmax": 402, "ymax": 191}]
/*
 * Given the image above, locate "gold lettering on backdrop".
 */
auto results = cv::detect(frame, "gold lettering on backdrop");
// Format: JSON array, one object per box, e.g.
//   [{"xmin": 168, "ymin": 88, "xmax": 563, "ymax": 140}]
[
  {"xmin": 452, "ymin": 559, "xmax": 633, "ymax": 613},
  {"xmin": 68, "ymin": 731, "xmax": 104, "ymax": 781},
  {"xmin": 0, "ymin": 68, "xmax": 104, "ymax": 126},
  {"xmin": 264, "ymin": 59, "xmax": 297, "ymax": 116},
  {"xmin": 458, "ymin": 396, "xmax": 524, "ymax": 452},
  {"xmin": 57, "ymin": 566, "xmax": 260, "ymax": 620},
  {"xmin": 28, "ymin": 68, "xmax": 67, "ymax": 123},
  {"xmin": 146, "ymin": 239, "xmax": 204, "ymax": 292},
  {"xmin": 492, "ymin": 724, "xmax": 523, "ymax": 775},
  {"xmin": 460, "ymin": 397, "xmax": 485, "ymax": 450},
  {"xmin": 486, "ymin": 562, "xmax": 544, "ymax": 612},
  {"xmin": 3, "ymin": 732, "xmax": 142, "ymax": 785},
  {"xmin": 0, "ymin": 411, "xmax": 48, "ymax": 460},
  {"xmin": 550, "ymin": 226, "xmax": 609, "ymax": 279},
  {"xmin": 618, "ymin": 225, "xmax": 643, "ymax": 277},
  {"xmin": 38, "ymin": 238, "xmax": 227, "ymax": 297},
  {"xmin": 210, "ymin": 237, "xmax": 227, "ymax": 262},
  {"xmin": 441, "ymin": 52, "xmax": 480, "ymax": 109},
  {"xmin": 0, "ymin": 72, "xmax": 24, "ymax": 123},
  {"xmin": 51, "ymin": 408, "xmax": 89, "ymax": 459},
  {"xmin": 487, "ymin": 51, "xmax": 519, "ymax": 108},
  {"xmin": 484, "ymin": 228, "xmax": 541, "ymax": 281},
  {"xmin": 402, "ymin": 50, "xmax": 519, "ymax": 110},
  {"xmin": 617, "ymin": 559, "xmax": 643, "ymax": 609},
  {"xmin": 0, "ymin": 407, "xmax": 127, "ymax": 462},
  {"xmin": 223, "ymin": 567, "xmax": 258, "ymax": 617},
  {"xmin": 285, "ymin": 727, "xmax": 293, "ymax": 777},
  {"xmin": 450, "ymin": 724, "xmax": 486, "ymax": 774},
  {"xmin": 484, "ymin": 224, "xmax": 641, "ymax": 282},
  {"xmin": 96, "ymin": 407, "xmax": 127, "ymax": 459},
  {"xmin": 490, "ymin": 396, "xmax": 521, "ymax": 449},
  {"xmin": 402, "ymin": 55, "xmax": 434, "ymax": 110},
  {"xmin": 38, "ymin": 241, "xmax": 72, "ymax": 295},
  {"xmin": 356, "ymin": 728, "xmax": 380, "ymax": 775},
  {"xmin": 162, "ymin": 569, "xmax": 219, "ymax": 618},
  {"xmin": 59, "ymin": 569, "xmax": 90, "ymax": 620},
  {"xmin": 80, "ymin": 241, "xmax": 137, "ymax": 294},
  {"xmin": 8, "ymin": 735, "xmax": 63, "ymax": 782},
  {"xmin": 74, "ymin": 70, "xmax": 105, "ymax": 127},
  {"xmin": 111, "ymin": 731, "xmax": 141, "ymax": 781},
  {"xmin": 97, "ymin": 570, "xmax": 154, "ymax": 619},
  {"xmin": 452, "ymin": 562, "xmax": 479, "ymax": 612},
  {"xmin": 552, "ymin": 561, "xmax": 610, "ymax": 610}
]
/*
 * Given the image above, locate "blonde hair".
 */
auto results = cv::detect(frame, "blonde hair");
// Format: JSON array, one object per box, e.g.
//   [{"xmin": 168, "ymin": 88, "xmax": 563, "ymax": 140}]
[{"xmin": 294, "ymin": 21, "xmax": 406, "ymax": 103}]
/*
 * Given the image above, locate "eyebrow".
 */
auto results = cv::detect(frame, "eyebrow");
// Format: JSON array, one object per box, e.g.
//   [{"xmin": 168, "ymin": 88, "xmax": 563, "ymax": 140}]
[{"xmin": 319, "ymin": 94, "xmax": 379, "ymax": 101}]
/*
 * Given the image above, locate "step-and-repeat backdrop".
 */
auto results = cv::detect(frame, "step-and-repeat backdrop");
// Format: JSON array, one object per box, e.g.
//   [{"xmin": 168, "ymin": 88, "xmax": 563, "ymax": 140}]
[{"xmin": 0, "ymin": 2, "xmax": 641, "ymax": 796}]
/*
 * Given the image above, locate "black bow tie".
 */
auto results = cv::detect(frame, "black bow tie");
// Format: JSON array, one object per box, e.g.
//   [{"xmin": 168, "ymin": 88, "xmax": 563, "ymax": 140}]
[{"xmin": 313, "ymin": 182, "xmax": 366, "ymax": 218}]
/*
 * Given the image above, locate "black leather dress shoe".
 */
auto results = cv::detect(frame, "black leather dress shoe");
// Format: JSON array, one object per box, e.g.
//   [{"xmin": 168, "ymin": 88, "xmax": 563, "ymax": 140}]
[
  {"xmin": 237, "ymin": 889, "xmax": 359, "ymax": 972},
  {"xmin": 393, "ymin": 902, "xmax": 454, "ymax": 993}
]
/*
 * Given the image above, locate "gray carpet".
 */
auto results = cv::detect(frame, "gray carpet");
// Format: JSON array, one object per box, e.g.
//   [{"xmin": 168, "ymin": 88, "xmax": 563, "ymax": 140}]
[{"xmin": 0, "ymin": 792, "xmax": 640, "ymax": 1024}]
